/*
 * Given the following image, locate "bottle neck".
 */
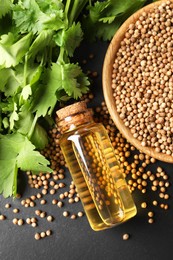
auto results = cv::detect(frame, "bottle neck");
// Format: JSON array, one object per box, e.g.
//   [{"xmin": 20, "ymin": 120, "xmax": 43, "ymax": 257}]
[{"xmin": 57, "ymin": 109, "xmax": 94, "ymax": 134}]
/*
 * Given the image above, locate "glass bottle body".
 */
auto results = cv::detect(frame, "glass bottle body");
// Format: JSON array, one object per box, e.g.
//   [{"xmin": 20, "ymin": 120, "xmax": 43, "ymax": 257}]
[{"xmin": 59, "ymin": 121, "xmax": 137, "ymax": 231}]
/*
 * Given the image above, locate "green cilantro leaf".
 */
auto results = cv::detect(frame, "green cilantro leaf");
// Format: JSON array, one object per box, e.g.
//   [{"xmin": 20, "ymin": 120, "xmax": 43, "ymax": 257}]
[
  {"xmin": 54, "ymin": 22, "xmax": 83, "ymax": 57},
  {"xmin": 15, "ymin": 102, "xmax": 33, "ymax": 136},
  {"xmin": 31, "ymin": 62, "xmax": 89, "ymax": 117},
  {"xmin": 15, "ymin": 102, "xmax": 49, "ymax": 149},
  {"xmin": 0, "ymin": 159, "xmax": 18, "ymax": 198},
  {"xmin": 82, "ymin": 0, "xmax": 147, "ymax": 41},
  {"xmin": 9, "ymin": 102, "xmax": 19, "ymax": 130},
  {"xmin": 42, "ymin": 10, "xmax": 65, "ymax": 31},
  {"xmin": 28, "ymin": 30, "xmax": 54, "ymax": 59},
  {"xmin": 31, "ymin": 66, "xmax": 60, "ymax": 117},
  {"xmin": 30, "ymin": 123, "xmax": 49, "ymax": 150},
  {"xmin": 0, "ymin": 132, "xmax": 51, "ymax": 197},
  {"xmin": 0, "ymin": 32, "xmax": 32, "ymax": 68},
  {"xmin": 36, "ymin": 0, "xmax": 64, "ymax": 13},
  {"xmin": 57, "ymin": 62, "xmax": 89, "ymax": 98},
  {"xmin": 12, "ymin": 0, "xmax": 45, "ymax": 34},
  {"xmin": 0, "ymin": 0, "xmax": 12, "ymax": 19},
  {"xmin": 20, "ymin": 84, "xmax": 32, "ymax": 101},
  {"xmin": 0, "ymin": 43, "xmax": 16, "ymax": 68},
  {"xmin": 0, "ymin": 68, "xmax": 16, "ymax": 92},
  {"xmin": 13, "ymin": 0, "xmax": 65, "ymax": 34}
]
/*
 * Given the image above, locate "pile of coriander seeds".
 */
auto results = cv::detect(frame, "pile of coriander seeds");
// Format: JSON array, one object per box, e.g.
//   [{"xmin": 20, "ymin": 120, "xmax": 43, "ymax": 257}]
[{"xmin": 112, "ymin": 0, "xmax": 173, "ymax": 155}]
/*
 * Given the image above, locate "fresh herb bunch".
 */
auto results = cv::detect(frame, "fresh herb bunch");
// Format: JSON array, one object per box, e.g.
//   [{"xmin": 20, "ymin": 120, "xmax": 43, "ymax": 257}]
[{"xmin": 0, "ymin": 0, "xmax": 151, "ymax": 197}]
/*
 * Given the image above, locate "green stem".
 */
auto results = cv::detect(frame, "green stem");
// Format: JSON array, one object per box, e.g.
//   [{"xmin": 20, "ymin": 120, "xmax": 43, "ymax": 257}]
[
  {"xmin": 69, "ymin": 0, "xmax": 89, "ymax": 25},
  {"xmin": 48, "ymin": 46, "xmax": 52, "ymax": 66},
  {"xmin": 64, "ymin": 0, "xmax": 71, "ymax": 22},
  {"xmin": 28, "ymin": 113, "xmax": 38, "ymax": 140},
  {"xmin": 0, "ymin": 93, "xmax": 1, "ymax": 132},
  {"xmin": 23, "ymin": 54, "xmax": 28, "ymax": 87},
  {"xmin": 12, "ymin": 164, "xmax": 18, "ymax": 198},
  {"xmin": 19, "ymin": 54, "xmax": 28, "ymax": 106},
  {"xmin": 58, "ymin": 46, "xmax": 65, "ymax": 64}
]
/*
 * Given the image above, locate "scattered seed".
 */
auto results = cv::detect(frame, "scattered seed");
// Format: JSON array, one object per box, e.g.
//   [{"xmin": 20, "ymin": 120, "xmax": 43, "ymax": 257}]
[
  {"xmin": 141, "ymin": 202, "xmax": 147, "ymax": 209},
  {"xmin": 26, "ymin": 198, "xmax": 31, "ymax": 204},
  {"xmin": 52, "ymin": 199, "xmax": 58, "ymax": 205},
  {"xmin": 17, "ymin": 219, "xmax": 24, "ymax": 226},
  {"xmin": 12, "ymin": 218, "xmax": 18, "ymax": 225},
  {"xmin": 148, "ymin": 211, "xmax": 154, "ymax": 218},
  {"xmin": 50, "ymin": 181, "xmax": 55, "ymax": 186},
  {"xmin": 164, "ymin": 194, "xmax": 169, "ymax": 200},
  {"xmin": 77, "ymin": 212, "xmax": 84, "ymax": 217},
  {"xmin": 26, "ymin": 218, "xmax": 31, "ymax": 224},
  {"xmin": 35, "ymin": 210, "xmax": 41, "ymax": 216},
  {"xmin": 5, "ymin": 203, "xmax": 11, "ymax": 209},
  {"xmin": 16, "ymin": 194, "xmax": 21, "ymax": 199},
  {"xmin": 148, "ymin": 218, "xmax": 154, "ymax": 224},
  {"xmin": 123, "ymin": 233, "xmax": 130, "ymax": 240},
  {"xmin": 59, "ymin": 194, "xmax": 65, "ymax": 200},
  {"xmin": 64, "ymin": 191, "xmax": 68, "ymax": 197},
  {"xmin": 152, "ymin": 200, "xmax": 158, "ymax": 206},
  {"xmin": 42, "ymin": 189, "xmax": 47, "ymax": 195},
  {"xmin": 71, "ymin": 214, "xmax": 77, "ymax": 220},
  {"xmin": 30, "ymin": 201, "xmax": 35, "ymax": 207},
  {"xmin": 31, "ymin": 195, "xmax": 36, "ymax": 201},
  {"xmin": 40, "ymin": 232, "xmax": 46, "ymax": 238},
  {"xmin": 31, "ymin": 217, "xmax": 37, "ymax": 223},
  {"xmin": 37, "ymin": 193, "xmax": 42, "ymax": 199},
  {"xmin": 74, "ymin": 197, "xmax": 80, "ymax": 203},
  {"xmin": 46, "ymin": 230, "xmax": 52, "ymax": 236},
  {"xmin": 13, "ymin": 208, "xmax": 19, "ymax": 214},
  {"xmin": 164, "ymin": 204, "xmax": 169, "ymax": 210},
  {"xmin": 31, "ymin": 222, "xmax": 37, "ymax": 228},
  {"xmin": 21, "ymin": 200, "xmax": 25, "ymax": 206},
  {"xmin": 0, "ymin": 215, "xmax": 6, "ymax": 220},
  {"xmin": 54, "ymin": 184, "xmax": 59, "ymax": 190},
  {"xmin": 57, "ymin": 201, "xmax": 63, "ymax": 208},
  {"xmin": 63, "ymin": 211, "xmax": 69, "ymax": 217},
  {"xmin": 59, "ymin": 182, "xmax": 65, "ymax": 188},
  {"xmin": 40, "ymin": 199, "xmax": 46, "ymax": 205},
  {"xmin": 35, "ymin": 233, "xmax": 41, "ymax": 240},
  {"xmin": 68, "ymin": 198, "xmax": 74, "ymax": 204},
  {"xmin": 50, "ymin": 189, "xmax": 56, "ymax": 195},
  {"xmin": 47, "ymin": 216, "xmax": 53, "ymax": 222},
  {"xmin": 40, "ymin": 212, "xmax": 46, "ymax": 218}
]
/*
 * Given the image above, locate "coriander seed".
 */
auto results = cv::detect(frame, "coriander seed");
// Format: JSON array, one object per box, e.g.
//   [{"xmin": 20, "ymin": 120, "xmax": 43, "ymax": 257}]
[
  {"xmin": 47, "ymin": 216, "xmax": 53, "ymax": 222},
  {"xmin": 5, "ymin": 203, "xmax": 11, "ymax": 209},
  {"xmin": 0, "ymin": 215, "xmax": 6, "ymax": 220},
  {"xmin": 40, "ymin": 232, "xmax": 46, "ymax": 238},
  {"xmin": 123, "ymin": 233, "xmax": 130, "ymax": 240},
  {"xmin": 17, "ymin": 219, "xmax": 24, "ymax": 226},
  {"xmin": 35, "ymin": 233, "xmax": 40, "ymax": 240},
  {"xmin": 46, "ymin": 230, "xmax": 52, "ymax": 236},
  {"xmin": 63, "ymin": 211, "xmax": 69, "ymax": 217}
]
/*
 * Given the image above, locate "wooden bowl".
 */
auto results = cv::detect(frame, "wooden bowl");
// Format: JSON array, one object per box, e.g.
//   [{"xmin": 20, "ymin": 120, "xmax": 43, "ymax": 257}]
[{"xmin": 102, "ymin": 0, "xmax": 173, "ymax": 163}]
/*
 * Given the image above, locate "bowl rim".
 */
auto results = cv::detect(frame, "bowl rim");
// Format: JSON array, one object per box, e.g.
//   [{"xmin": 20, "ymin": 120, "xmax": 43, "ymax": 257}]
[{"xmin": 102, "ymin": 0, "xmax": 173, "ymax": 163}]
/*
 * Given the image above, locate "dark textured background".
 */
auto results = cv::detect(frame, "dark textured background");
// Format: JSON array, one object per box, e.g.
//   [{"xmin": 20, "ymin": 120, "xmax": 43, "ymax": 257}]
[{"xmin": 0, "ymin": 39, "xmax": 173, "ymax": 260}]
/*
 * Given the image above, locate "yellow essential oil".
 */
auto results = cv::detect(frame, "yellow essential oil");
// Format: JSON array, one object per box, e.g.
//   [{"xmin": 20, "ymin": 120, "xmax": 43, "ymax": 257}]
[{"xmin": 56, "ymin": 102, "xmax": 137, "ymax": 231}]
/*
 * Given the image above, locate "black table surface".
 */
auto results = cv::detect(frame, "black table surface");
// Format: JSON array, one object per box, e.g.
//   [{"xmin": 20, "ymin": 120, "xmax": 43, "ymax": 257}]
[{"xmin": 1, "ymin": 40, "xmax": 173, "ymax": 260}]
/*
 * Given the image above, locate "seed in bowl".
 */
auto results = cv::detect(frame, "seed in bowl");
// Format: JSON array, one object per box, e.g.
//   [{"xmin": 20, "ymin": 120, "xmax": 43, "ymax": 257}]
[{"xmin": 112, "ymin": 1, "xmax": 173, "ymax": 156}]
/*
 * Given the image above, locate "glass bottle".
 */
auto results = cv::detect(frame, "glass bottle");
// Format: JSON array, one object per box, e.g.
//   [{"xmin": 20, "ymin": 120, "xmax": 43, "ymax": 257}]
[{"xmin": 56, "ymin": 101, "xmax": 137, "ymax": 231}]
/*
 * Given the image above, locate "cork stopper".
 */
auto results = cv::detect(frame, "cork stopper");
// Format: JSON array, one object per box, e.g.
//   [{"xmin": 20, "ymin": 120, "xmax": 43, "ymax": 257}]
[
  {"xmin": 56, "ymin": 101, "xmax": 94, "ymax": 133},
  {"xmin": 56, "ymin": 101, "xmax": 87, "ymax": 119}
]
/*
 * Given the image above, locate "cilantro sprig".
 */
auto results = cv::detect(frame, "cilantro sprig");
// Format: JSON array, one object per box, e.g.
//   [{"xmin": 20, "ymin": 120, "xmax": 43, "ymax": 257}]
[{"xmin": 0, "ymin": 0, "xmax": 152, "ymax": 197}]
